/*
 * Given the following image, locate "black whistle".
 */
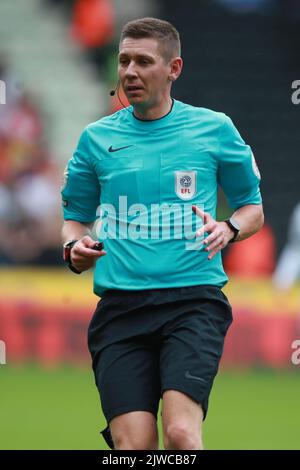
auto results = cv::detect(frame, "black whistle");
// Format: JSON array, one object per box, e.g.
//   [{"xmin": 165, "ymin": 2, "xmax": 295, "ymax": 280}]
[{"xmin": 92, "ymin": 242, "xmax": 104, "ymax": 251}]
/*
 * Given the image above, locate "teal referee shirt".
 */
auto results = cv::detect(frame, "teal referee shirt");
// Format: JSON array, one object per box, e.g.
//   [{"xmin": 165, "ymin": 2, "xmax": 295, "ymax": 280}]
[{"xmin": 61, "ymin": 99, "xmax": 262, "ymax": 296}]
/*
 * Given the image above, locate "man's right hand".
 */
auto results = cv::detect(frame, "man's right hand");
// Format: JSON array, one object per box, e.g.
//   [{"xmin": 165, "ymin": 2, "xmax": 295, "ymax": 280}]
[{"xmin": 70, "ymin": 236, "xmax": 106, "ymax": 272}]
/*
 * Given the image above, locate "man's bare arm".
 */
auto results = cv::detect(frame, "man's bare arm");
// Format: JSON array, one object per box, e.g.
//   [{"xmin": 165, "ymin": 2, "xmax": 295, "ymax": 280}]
[
  {"xmin": 194, "ymin": 204, "xmax": 264, "ymax": 260},
  {"xmin": 62, "ymin": 220, "xmax": 106, "ymax": 272},
  {"xmin": 230, "ymin": 204, "xmax": 264, "ymax": 242},
  {"xmin": 62, "ymin": 220, "xmax": 94, "ymax": 243}
]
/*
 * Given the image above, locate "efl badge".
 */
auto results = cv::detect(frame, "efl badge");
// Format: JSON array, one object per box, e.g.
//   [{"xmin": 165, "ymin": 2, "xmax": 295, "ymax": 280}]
[{"xmin": 175, "ymin": 171, "xmax": 196, "ymax": 200}]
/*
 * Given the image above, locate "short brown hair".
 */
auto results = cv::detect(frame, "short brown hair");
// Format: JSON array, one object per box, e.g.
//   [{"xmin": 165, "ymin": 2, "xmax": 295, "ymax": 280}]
[{"xmin": 120, "ymin": 17, "xmax": 181, "ymax": 62}]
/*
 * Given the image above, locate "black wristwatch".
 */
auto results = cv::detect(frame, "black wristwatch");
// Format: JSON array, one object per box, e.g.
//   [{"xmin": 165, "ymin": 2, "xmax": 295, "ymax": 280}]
[
  {"xmin": 63, "ymin": 239, "xmax": 82, "ymax": 274},
  {"xmin": 224, "ymin": 217, "xmax": 240, "ymax": 243}
]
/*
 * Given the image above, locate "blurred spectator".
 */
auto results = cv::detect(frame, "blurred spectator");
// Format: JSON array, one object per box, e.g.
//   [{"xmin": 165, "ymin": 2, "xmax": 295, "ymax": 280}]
[
  {"xmin": 70, "ymin": 0, "xmax": 115, "ymax": 76},
  {"xmin": 273, "ymin": 203, "xmax": 300, "ymax": 290},
  {"xmin": 0, "ymin": 59, "xmax": 62, "ymax": 265},
  {"xmin": 224, "ymin": 223, "xmax": 276, "ymax": 277}
]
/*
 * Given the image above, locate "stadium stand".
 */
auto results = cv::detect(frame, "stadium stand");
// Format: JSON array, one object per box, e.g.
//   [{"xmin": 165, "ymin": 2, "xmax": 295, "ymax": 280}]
[{"xmin": 159, "ymin": 0, "xmax": 300, "ymax": 253}]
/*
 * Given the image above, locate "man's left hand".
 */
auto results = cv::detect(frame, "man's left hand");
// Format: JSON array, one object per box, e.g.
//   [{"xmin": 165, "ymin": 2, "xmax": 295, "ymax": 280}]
[{"xmin": 192, "ymin": 205, "xmax": 234, "ymax": 260}]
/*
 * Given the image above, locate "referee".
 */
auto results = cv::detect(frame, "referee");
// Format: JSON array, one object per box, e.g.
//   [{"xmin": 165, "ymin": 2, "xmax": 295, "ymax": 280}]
[{"xmin": 61, "ymin": 17, "xmax": 264, "ymax": 450}]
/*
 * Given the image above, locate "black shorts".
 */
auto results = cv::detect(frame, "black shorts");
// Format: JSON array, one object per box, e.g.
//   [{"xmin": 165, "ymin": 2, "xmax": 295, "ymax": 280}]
[{"xmin": 87, "ymin": 285, "xmax": 232, "ymax": 448}]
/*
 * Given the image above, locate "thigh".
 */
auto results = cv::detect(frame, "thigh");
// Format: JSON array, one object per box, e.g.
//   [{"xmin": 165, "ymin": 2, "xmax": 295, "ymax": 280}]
[
  {"xmin": 93, "ymin": 335, "xmax": 161, "ymax": 425},
  {"xmin": 160, "ymin": 288, "xmax": 233, "ymax": 418},
  {"xmin": 162, "ymin": 389, "xmax": 204, "ymax": 426}
]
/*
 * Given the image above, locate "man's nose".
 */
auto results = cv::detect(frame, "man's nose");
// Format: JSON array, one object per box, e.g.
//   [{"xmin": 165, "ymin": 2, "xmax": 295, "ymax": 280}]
[{"xmin": 125, "ymin": 62, "xmax": 138, "ymax": 78}]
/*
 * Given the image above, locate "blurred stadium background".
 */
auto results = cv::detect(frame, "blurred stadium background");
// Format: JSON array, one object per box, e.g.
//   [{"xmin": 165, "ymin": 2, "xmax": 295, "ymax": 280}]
[{"xmin": 0, "ymin": 0, "xmax": 300, "ymax": 450}]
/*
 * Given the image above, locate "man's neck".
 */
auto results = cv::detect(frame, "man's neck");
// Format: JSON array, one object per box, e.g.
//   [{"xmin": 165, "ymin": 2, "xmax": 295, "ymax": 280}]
[{"xmin": 133, "ymin": 98, "xmax": 173, "ymax": 121}]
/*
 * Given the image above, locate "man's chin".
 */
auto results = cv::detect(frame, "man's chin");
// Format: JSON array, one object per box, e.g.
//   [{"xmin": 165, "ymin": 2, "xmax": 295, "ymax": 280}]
[{"xmin": 126, "ymin": 95, "xmax": 145, "ymax": 105}]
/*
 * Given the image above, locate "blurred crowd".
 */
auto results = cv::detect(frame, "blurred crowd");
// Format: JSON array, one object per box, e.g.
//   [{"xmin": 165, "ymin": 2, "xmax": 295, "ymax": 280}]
[
  {"xmin": 0, "ymin": 0, "xmax": 299, "ymax": 281},
  {"xmin": 45, "ymin": 0, "xmax": 116, "ymax": 77},
  {"xmin": 44, "ymin": 0, "xmax": 128, "ymax": 111},
  {"xmin": 0, "ymin": 56, "xmax": 62, "ymax": 265},
  {"xmin": 0, "ymin": 0, "xmax": 128, "ymax": 267}
]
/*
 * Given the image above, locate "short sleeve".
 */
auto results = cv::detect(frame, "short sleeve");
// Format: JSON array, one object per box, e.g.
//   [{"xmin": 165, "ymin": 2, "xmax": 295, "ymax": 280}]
[
  {"xmin": 216, "ymin": 115, "xmax": 262, "ymax": 209},
  {"xmin": 61, "ymin": 128, "xmax": 100, "ymax": 223}
]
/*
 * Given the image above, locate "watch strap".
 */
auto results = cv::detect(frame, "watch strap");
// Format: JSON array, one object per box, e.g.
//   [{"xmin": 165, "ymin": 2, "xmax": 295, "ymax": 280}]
[
  {"xmin": 224, "ymin": 219, "xmax": 239, "ymax": 243},
  {"xmin": 63, "ymin": 240, "xmax": 82, "ymax": 274}
]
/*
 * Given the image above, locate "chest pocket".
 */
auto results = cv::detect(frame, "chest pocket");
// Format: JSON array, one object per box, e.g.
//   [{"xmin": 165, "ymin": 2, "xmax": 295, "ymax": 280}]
[
  {"xmin": 160, "ymin": 149, "xmax": 217, "ymax": 205},
  {"xmin": 96, "ymin": 149, "xmax": 143, "ymax": 209}
]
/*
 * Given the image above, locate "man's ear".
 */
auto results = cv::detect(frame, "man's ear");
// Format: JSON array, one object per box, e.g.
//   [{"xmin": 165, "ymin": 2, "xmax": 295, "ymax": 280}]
[{"xmin": 169, "ymin": 57, "xmax": 183, "ymax": 82}]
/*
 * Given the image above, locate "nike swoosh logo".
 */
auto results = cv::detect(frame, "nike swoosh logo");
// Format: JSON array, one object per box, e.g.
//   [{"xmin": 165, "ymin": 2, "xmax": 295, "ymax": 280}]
[
  {"xmin": 108, "ymin": 145, "xmax": 133, "ymax": 153},
  {"xmin": 185, "ymin": 371, "xmax": 206, "ymax": 383}
]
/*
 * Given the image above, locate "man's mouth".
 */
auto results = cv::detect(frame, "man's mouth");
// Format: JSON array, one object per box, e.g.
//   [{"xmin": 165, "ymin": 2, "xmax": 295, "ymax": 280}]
[{"xmin": 126, "ymin": 85, "xmax": 143, "ymax": 92}]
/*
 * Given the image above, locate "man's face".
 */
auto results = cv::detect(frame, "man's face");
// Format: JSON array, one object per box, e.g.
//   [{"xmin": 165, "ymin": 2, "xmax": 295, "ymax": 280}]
[{"xmin": 118, "ymin": 37, "xmax": 173, "ymax": 108}]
